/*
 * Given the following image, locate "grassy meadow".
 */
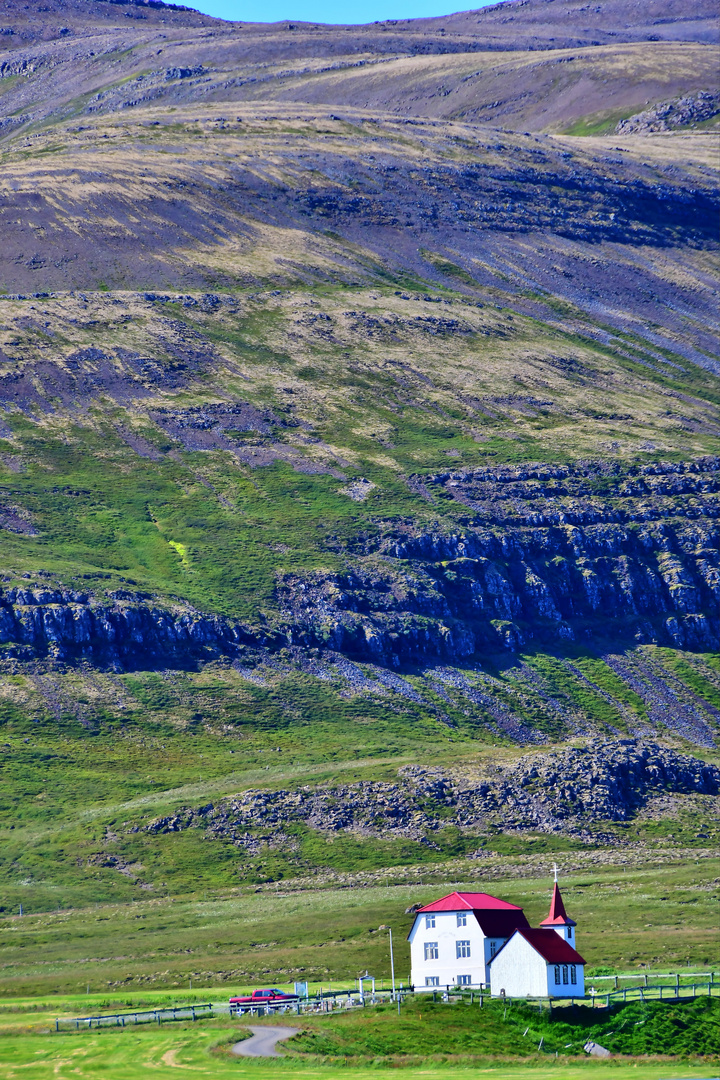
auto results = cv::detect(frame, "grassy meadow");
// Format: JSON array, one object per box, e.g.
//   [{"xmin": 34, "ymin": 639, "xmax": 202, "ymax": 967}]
[
  {"xmin": 0, "ymin": 995, "xmax": 718, "ymax": 1078},
  {"xmin": 2, "ymin": 1023, "xmax": 718, "ymax": 1080},
  {"xmin": 0, "ymin": 859, "xmax": 718, "ymax": 998}
]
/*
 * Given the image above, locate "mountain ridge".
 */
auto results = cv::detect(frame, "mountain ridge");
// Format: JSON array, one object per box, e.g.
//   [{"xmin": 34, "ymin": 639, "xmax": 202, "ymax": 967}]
[{"xmin": 0, "ymin": 0, "xmax": 718, "ymax": 917}]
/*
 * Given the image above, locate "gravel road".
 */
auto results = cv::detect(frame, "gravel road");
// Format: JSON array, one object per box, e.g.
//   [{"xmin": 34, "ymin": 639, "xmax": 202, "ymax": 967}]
[{"xmin": 231, "ymin": 1025, "xmax": 298, "ymax": 1057}]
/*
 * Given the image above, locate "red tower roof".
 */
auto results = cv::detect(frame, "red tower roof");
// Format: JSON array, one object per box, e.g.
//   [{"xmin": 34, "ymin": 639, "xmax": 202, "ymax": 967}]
[
  {"xmin": 417, "ymin": 891, "xmax": 523, "ymax": 913},
  {"xmin": 540, "ymin": 882, "xmax": 576, "ymax": 927}
]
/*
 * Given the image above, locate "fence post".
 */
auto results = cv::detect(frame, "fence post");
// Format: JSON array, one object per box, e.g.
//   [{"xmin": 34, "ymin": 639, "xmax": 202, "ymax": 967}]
[{"xmin": 55, "ymin": 1019, "xmax": 59, "ymax": 1032}]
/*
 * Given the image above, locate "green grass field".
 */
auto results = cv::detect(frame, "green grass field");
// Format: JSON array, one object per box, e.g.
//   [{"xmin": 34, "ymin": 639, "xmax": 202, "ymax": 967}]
[
  {"xmin": 1, "ymin": 859, "xmax": 717, "ymax": 998},
  {"xmin": 285, "ymin": 995, "xmax": 720, "ymax": 1058},
  {"xmin": 0, "ymin": 997, "xmax": 718, "ymax": 1079}
]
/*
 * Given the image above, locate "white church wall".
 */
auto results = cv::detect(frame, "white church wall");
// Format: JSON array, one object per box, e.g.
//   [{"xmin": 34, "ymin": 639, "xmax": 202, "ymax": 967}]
[
  {"xmin": 490, "ymin": 934, "xmax": 548, "ymax": 998},
  {"xmin": 548, "ymin": 960, "xmax": 584, "ymax": 997},
  {"xmin": 482, "ymin": 934, "xmax": 507, "ymax": 983},
  {"xmin": 409, "ymin": 910, "xmax": 487, "ymax": 990}
]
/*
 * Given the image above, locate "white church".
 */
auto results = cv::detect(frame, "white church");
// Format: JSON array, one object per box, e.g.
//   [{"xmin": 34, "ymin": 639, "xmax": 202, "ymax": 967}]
[{"xmin": 408, "ymin": 876, "xmax": 585, "ymax": 998}]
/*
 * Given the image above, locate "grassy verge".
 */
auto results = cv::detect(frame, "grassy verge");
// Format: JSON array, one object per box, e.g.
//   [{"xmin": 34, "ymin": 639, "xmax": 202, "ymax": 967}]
[{"xmin": 286, "ymin": 995, "xmax": 720, "ymax": 1058}]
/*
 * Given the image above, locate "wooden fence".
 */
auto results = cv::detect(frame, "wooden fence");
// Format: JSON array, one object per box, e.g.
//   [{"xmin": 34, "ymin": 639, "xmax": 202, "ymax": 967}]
[
  {"xmin": 56, "ymin": 1003, "xmax": 214, "ymax": 1030},
  {"xmin": 54, "ymin": 972, "xmax": 720, "ymax": 1029},
  {"xmin": 55, "ymin": 990, "xmax": 388, "ymax": 1030},
  {"xmin": 602, "ymin": 981, "xmax": 719, "ymax": 1007}
]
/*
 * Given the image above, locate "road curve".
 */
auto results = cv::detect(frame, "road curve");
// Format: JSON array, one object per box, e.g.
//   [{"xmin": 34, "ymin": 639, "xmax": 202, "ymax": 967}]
[{"xmin": 231, "ymin": 1025, "xmax": 299, "ymax": 1057}]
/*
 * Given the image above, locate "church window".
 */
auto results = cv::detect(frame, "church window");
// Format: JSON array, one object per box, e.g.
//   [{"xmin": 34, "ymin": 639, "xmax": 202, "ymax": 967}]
[
  {"xmin": 489, "ymin": 940, "xmax": 498, "ymax": 957},
  {"xmin": 568, "ymin": 927, "xmax": 573, "ymax": 940},
  {"xmin": 425, "ymin": 976, "xmax": 439, "ymax": 986},
  {"xmin": 457, "ymin": 975, "xmax": 472, "ymax": 985},
  {"xmin": 424, "ymin": 942, "xmax": 439, "ymax": 961},
  {"xmin": 554, "ymin": 965, "xmax": 561, "ymax": 983},
  {"xmin": 570, "ymin": 966, "xmax": 577, "ymax": 985},
  {"xmin": 425, "ymin": 915, "xmax": 436, "ymax": 929},
  {"xmin": 562, "ymin": 965, "xmax": 569, "ymax": 984},
  {"xmin": 456, "ymin": 912, "xmax": 467, "ymax": 927},
  {"xmin": 456, "ymin": 940, "xmax": 471, "ymax": 959}
]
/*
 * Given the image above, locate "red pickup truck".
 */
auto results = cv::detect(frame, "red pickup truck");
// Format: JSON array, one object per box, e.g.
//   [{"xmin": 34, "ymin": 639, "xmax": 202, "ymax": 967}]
[{"xmin": 229, "ymin": 988, "xmax": 299, "ymax": 1009}]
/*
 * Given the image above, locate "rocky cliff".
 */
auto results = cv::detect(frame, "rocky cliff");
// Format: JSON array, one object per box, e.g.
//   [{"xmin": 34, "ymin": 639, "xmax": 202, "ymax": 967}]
[
  {"xmin": 279, "ymin": 457, "xmax": 720, "ymax": 666},
  {"xmin": 0, "ymin": 585, "xmax": 247, "ymax": 667},
  {"xmin": 0, "ymin": 458, "xmax": 716, "ymax": 671}
]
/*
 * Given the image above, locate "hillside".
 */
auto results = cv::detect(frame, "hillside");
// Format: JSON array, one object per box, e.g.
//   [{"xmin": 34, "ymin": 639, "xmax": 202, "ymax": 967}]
[
  {"xmin": 0, "ymin": 0, "xmax": 718, "ymax": 920},
  {"xmin": 0, "ymin": 0, "xmax": 717, "ymax": 135}
]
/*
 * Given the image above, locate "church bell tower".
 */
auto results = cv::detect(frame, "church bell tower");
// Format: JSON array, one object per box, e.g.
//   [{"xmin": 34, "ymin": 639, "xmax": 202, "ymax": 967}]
[{"xmin": 540, "ymin": 867, "xmax": 577, "ymax": 945}]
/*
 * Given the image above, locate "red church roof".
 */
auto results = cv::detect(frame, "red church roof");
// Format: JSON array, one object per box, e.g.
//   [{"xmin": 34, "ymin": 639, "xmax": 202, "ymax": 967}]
[
  {"xmin": 474, "ymin": 909, "xmax": 530, "ymax": 937},
  {"xmin": 496, "ymin": 928, "xmax": 585, "ymax": 965},
  {"xmin": 540, "ymin": 882, "xmax": 576, "ymax": 927},
  {"xmin": 418, "ymin": 891, "xmax": 524, "ymax": 913}
]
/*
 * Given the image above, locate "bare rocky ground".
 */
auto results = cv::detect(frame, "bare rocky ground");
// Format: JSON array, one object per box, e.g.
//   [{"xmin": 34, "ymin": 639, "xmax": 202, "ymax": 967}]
[{"xmin": 0, "ymin": 0, "xmax": 719, "ymax": 889}]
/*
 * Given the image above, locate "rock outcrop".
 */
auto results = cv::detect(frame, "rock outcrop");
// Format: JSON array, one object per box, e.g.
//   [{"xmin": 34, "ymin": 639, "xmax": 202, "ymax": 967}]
[
  {"xmin": 617, "ymin": 91, "xmax": 720, "ymax": 134},
  {"xmin": 144, "ymin": 740, "xmax": 720, "ymax": 844}
]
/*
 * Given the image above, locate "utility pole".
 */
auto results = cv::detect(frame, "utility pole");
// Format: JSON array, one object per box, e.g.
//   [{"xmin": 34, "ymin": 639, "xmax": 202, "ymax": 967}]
[{"xmin": 389, "ymin": 927, "xmax": 396, "ymax": 999}]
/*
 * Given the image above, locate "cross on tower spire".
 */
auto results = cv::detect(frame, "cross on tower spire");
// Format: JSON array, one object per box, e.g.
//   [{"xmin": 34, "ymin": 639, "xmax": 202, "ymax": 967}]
[{"xmin": 541, "ymin": 871, "xmax": 576, "ymax": 931}]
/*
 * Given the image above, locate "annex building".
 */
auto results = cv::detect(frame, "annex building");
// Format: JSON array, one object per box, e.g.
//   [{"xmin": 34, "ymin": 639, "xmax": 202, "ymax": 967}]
[{"xmin": 409, "ymin": 879, "xmax": 585, "ymax": 997}]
